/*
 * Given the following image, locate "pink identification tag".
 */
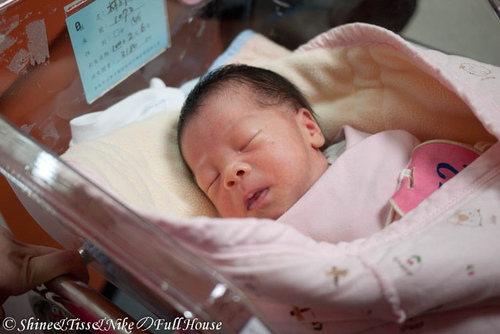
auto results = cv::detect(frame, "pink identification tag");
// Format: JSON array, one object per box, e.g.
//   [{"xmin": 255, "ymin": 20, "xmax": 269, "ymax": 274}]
[{"xmin": 390, "ymin": 140, "xmax": 481, "ymax": 216}]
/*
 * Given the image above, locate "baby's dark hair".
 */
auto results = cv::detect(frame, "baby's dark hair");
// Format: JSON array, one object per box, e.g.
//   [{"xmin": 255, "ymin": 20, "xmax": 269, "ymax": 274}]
[{"xmin": 177, "ymin": 64, "xmax": 318, "ymax": 148}]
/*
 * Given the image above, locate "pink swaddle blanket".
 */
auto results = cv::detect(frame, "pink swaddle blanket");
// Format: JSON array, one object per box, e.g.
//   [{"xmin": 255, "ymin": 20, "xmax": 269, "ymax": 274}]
[
  {"xmin": 279, "ymin": 126, "xmax": 420, "ymax": 243},
  {"xmin": 61, "ymin": 23, "xmax": 500, "ymax": 333}
]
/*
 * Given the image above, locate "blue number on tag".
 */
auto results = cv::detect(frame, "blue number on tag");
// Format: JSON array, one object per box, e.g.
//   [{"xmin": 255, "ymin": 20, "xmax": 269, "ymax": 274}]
[{"xmin": 437, "ymin": 163, "xmax": 468, "ymax": 187}]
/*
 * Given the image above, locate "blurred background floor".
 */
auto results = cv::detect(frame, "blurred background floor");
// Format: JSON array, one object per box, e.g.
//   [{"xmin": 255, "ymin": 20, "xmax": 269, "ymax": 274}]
[{"xmin": 401, "ymin": 0, "xmax": 500, "ymax": 65}]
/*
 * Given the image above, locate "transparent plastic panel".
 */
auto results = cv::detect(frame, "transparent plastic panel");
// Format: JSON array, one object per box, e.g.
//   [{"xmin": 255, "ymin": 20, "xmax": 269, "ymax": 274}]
[
  {"xmin": 0, "ymin": 0, "xmax": 422, "ymax": 153},
  {"xmin": 0, "ymin": 114, "xmax": 275, "ymax": 333},
  {"xmin": 0, "ymin": 0, "xmax": 222, "ymax": 154}
]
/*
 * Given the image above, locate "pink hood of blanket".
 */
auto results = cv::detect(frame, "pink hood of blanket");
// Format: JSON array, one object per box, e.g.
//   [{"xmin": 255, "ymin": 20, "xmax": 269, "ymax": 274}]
[{"xmin": 278, "ymin": 126, "xmax": 420, "ymax": 243}]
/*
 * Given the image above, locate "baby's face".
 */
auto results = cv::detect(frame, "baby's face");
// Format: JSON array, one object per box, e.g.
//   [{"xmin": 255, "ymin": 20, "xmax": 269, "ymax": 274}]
[{"xmin": 180, "ymin": 86, "xmax": 328, "ymax": 219}]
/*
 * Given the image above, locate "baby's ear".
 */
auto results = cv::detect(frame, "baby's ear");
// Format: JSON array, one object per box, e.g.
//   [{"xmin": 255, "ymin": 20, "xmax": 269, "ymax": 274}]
[{"xmin": 297, "ymin": 108, "xmax": 325, "ymax": 149}]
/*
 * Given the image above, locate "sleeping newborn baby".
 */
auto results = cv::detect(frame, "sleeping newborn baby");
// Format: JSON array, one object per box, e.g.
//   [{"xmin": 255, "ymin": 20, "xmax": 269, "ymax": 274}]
[
  {"xmin": 177, "ymin": 64, "xmax": 480, "ymax": 243},
  {"xmin": 177, "ymin": 64, "xmax": 329, "ymax": 220}
]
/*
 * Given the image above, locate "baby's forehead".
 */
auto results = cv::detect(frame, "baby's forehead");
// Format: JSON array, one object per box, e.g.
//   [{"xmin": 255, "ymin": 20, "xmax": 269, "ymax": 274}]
[
  {"xmin": 213, "ymin": 82, "xmax": 255, "ymax": 99},
  {"xmin": 188, "ymin": 82, "xmax": 294, "ymax": 129},
  {"xmin": 200, "ymin": 84, "xmax": 258, "ymax": 110}
]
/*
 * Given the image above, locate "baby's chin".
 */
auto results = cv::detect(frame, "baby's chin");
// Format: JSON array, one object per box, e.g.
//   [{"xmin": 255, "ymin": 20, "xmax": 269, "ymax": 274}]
[
  {"xmin": 219, "ymin": 204, "xmax": 291, "ymax": 220},
  {"xmin": 219, "ymin": 211, "xmax": 282, "ymax": 220}
]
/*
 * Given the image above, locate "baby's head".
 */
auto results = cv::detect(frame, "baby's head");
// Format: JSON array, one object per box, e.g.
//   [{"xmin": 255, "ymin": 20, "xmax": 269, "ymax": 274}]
[{"xmin": 178, "ymin": 64, "xmax": 328, "ymax": 219}]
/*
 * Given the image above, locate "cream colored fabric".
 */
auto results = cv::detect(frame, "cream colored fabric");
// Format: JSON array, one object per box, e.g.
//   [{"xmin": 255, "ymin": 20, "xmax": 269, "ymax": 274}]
[
  {"xmin": 62, "ymin": 28, "xmax": 496, "ymax": 219},
  {"xmin": 266, "ymin": 46, "xmax": 495, "ymax": 145},
  {"xmin": 63, "ymin": 111, "xmax": 218, "ymax": 217}
]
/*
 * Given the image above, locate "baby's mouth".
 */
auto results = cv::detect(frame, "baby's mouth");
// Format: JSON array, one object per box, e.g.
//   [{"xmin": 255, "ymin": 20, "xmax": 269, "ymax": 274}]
[{"xmin": 245, "ymin": 188, "xmax": 269, "ymax": 211}]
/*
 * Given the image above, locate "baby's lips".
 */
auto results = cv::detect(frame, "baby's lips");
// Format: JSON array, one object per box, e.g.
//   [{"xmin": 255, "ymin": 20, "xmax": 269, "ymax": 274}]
[{"xmin": 245, "ymin": 188, "xmax": 269, "ymax": 211}]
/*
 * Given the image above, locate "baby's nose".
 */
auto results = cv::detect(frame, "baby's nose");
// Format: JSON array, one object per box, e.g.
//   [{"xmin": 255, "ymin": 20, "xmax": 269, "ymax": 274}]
[{"xmin": 224, "ymin": 163, "xmax": 250, "ymax": 189}]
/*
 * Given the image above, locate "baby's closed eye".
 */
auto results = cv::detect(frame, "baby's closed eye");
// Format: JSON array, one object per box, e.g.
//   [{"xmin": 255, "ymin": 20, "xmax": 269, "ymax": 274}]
[
  {"xmin": 194, "ymin": 171, "xmax": 219, "ymax": 194},
  {"xmin": 206, "ymin": 173, "xmax": 220, "ymax": 193},
  {"xmin": 240, "ymin": 129, "xmax": 261, "ymax": 152}
]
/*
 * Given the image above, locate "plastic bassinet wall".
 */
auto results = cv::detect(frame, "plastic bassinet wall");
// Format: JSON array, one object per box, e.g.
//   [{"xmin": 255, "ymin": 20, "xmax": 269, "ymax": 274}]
[
  {"xmin": 1, "ymin": 0, "xmax": 499, "ymax": 333},
  {"xmin": 0, "ymin": 1, "xmax": 289, "ymax": 331},
  {"xmin": 0, "ymin": 0, "xmax": 418, "ymax": 332}
]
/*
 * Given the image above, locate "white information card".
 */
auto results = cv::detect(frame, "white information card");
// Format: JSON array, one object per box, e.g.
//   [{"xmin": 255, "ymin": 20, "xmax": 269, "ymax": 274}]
[{"xmin": 65, "ymin": 0, "xmax": 170, "ymax": 103}]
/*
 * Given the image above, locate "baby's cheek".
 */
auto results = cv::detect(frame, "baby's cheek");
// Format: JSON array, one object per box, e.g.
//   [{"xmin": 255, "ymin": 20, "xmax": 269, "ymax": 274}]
[{"xmin": 215, "ymin": 197, "xmax": 242, "ymax": 218}]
